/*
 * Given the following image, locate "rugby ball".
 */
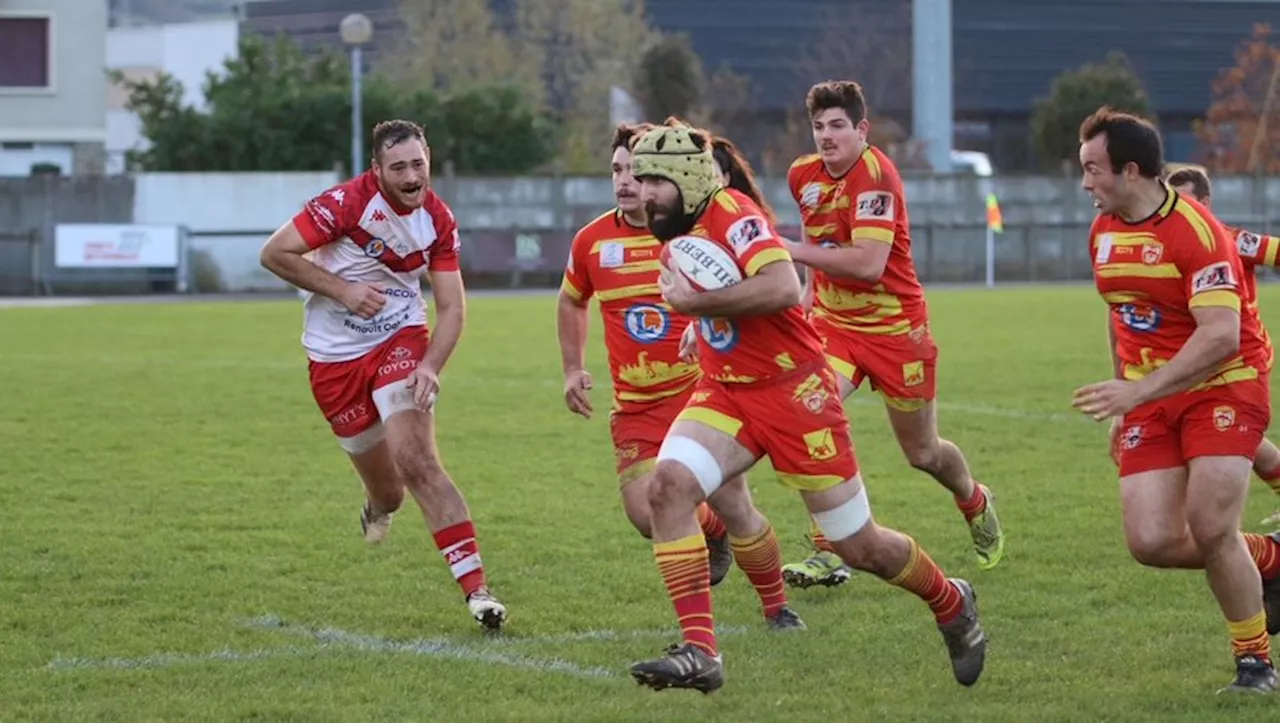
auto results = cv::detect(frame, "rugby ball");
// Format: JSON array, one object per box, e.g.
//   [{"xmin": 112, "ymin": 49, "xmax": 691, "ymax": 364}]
[{"xmin": 661, "ymin": 236, "xmax": 744, "ymax": 291}]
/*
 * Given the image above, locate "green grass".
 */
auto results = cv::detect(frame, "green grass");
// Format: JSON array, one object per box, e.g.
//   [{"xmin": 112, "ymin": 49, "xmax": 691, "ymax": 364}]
[{"xmin": 3, "ymin": 285, "xmax": 1280, "ymax": 721}]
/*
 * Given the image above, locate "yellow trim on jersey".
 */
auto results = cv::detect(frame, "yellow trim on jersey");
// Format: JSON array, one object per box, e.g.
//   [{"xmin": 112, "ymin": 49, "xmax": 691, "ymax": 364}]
[
  {"xmin": 713, "ymin": 190, "xmax": 741, "ymax": 214},
  {"xmin": 776, "ymin": 472, "xmax": 845, "ymax": 491},
  {"xmin": 677, "ymin": 406, "xmax": 744, "ymax": 437},
  {"xmin": 789, "ymin": 153, "xmax": 821, "ymax": 173},
  {"xmin": 862, "ymin": 147, "xmax": 883, "ymax": 182},
  {"xmin": 806, "ymin": 223, "xmax": 838, "ymax": 239},
  {"xmin": 596, "ymin": 282, "xmax": 660, "ymax": 302},
  {"xmin": 1171, "ymin": 202, "xmax": 1218, "ymax": 253},
  {"xmin": 1189, "ymin": 289, "xmax": 1241, "ymax": 311},
  {"xmin": 1266, "ymin": 238, "xmax": 1280, "ymax": 268},
  {"xmin": 852, "ymin": 226, "xmax": 894, "ymax": 245},
  {"xmin": 614, "ymin": 260, "xmax": 663, "ymax": 275},
  {"xmin": 590, "ymin": 236, "xmax": 658, "ymax": 253},
  {"xmin": 1095, "ymin": 263, "xmax": 1181, "ymax": 279},
  {"xmin": 1100, "ymin": 291, "xmax": 1150, "ymax": 303},
  {"xmin": 616, "ymin": 384, "xmax": 698, "ymax": 404},
  {"xmin": 561, "ymin": 278, "xmax": 584, "ymax": 301},
  {"xmin": 745, "ymin": 247, "xmax": 792, "ymax": 276},
  {"xmin": 817, "ymin": 312, "xmax": 912, "ymax": 335},
  {"xmin": 881, "ymin": 393, "xmax": 929, "ymax": 412},
  {"xmin": 825, "ymin": 353, "xmax": 857, "ymax": 382}
]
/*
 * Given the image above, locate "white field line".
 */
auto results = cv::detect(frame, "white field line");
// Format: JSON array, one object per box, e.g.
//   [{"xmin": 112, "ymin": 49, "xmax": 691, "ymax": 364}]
[
  {"xmin": 0, "ymin": 350, "xmax": 1087, "ymax": 425},
  {"xmin": 45, "ymin": 616, "xmax": 749, "ymax": 679}
]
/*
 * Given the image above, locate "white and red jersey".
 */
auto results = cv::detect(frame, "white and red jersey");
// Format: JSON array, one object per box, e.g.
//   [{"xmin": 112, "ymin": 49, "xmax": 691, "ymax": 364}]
[{"xmin": 291, "ymin": 171, "xmax": 461, "ymax": 362}]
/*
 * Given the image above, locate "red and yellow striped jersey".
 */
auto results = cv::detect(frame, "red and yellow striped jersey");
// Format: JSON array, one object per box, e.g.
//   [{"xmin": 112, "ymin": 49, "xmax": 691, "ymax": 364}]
[
  {"xmin": 561, "ymin": 210, "xmax": 699, "ymax": 412},
  {"xmin": 1224, "ymin": 223, "xmax": 1278, "ymax": 371},
  {"xmin": 787, "ymin": 147, "xmax": 928, "ymax": 336},
  {"xmin": 1089, "ymin": 186, "xmax": 1269, "ymax": 389},
  {"xmin": 687, "ymin": 189, "xmax": 826, "ymax": 384}
]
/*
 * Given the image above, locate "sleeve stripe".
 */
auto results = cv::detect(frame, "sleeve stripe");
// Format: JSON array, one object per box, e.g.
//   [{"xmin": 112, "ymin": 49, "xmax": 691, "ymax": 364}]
[
  {"xmin": 292, "ymin": 210, "xmax": 331, "ymax": 249},
  {"xmin": 1189, "ymin": 289, "xmax": 1241, "ymax": 311},
  {"xmin": 851, "ymin": 226, "xmax": 895, "ymax": 245},
  {"xmin": 1266, "ymin": 237, "xmax": 1280, "ymax": 268},
  {"xmin": 745, "ymin": 247, "xmax": 792, "ymax": 277},
  {"xmin": 561, "ymin": 277, "xmax": 585, "ymax": 301}
]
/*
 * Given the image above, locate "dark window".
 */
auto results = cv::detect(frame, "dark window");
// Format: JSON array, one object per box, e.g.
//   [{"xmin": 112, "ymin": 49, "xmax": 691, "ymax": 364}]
[{"xmin": 0, "ymin": 17, "xmax": 50, "ymax": 88}]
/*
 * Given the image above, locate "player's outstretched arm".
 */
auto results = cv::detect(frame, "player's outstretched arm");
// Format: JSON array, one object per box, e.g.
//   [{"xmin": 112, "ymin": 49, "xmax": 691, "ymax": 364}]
[
  {"xmin": 787, "ymin": 238, "xmax": 891, "ymax": 283},
  {"xmin": 1132, "ymin": 305, "xmax": 1241, "ymax": 402},
  {"xmin": 556, "ymin": 290, "xmax": 594, "ymax": 417},
  {"xmin": 260, "ymin": 220, "xmax": 351, "ymax": 303},
  {"xmin": 423, "ymin": 270, "xmax": 466, "ymax": 374},
  {"xmin": 668, "ymin": 259, "xmax": 801, "ymax": 318}
]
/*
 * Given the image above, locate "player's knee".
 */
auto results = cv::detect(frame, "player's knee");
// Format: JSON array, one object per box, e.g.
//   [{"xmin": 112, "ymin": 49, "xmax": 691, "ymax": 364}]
[
  {"xmin": 1124, "ymin": 525, "xmax": 1186, "ymax": 568},
  {"xmin": 1186, "ymin": 509, "xmax": 1236, "ymax": 556},
  {"xmin": 621, "ymin": 475, "xmax": 655, "ymax": 538},
  {"xmin": 649, "ymin": 460, "xmax": 703, "ymax": 511},
  {"xmin": 812, "ymin": 485, "xmax": 873, "ymax": 562},
  {"xmin": 393, "ymin": 441, "xmax": 447, "ymax": 491},
  {"xmin": 655, "ymin": 435, "xmax": 725, "ymax": 500},
  {"xmin": 901, "ymin": 438, "xmax": 943, "ymax": 472}
]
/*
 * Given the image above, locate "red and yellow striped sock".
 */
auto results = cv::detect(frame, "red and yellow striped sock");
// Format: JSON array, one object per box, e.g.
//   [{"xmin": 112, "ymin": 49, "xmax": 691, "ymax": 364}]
[
  {"xmin": 955, "ymin": 483, "xmax": 988, "ymax": 523},
  {"xmin": 808, "ymin": 516, "xmax": 834, "ymax": 553},
  {"xmin": 1228, "ymin": 611, "xmax": 1271, "ymax": 662},
  {"xmin": 1245, "ymin": 533, "xmax": 1280, "ymax": 581},
  {"xmin": 887, "ymin": 536, "xmax": 964, "ymax": 624},
  {"xmin": 654, "ymin": 533, "xmax": 717, "ymax": 657},
  {"xmin": 729, "ymin": 523, "xmax": 788, "ymax": 619},
  {"xmin": 696, "ymin": 502, "xmax": 727, "ymax": 540}
]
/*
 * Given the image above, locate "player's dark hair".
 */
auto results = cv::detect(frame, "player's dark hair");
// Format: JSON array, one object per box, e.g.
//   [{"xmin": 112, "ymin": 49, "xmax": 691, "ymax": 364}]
[
  {"xmin": 1167, "ymin": 166, "xmax": 1212, "ymax": 201},
  {"xmin": 805, "ymin": 80, "xmax": 868, "ymax": 124},
  {"xmin": 1078, "ymin": 107, "xmax": 1164, "ymax": 179},
  {"xmin": 612, "ymin": 122, "xmax": 655, "ymax": 152},
  {"xmin": 711, "ymin": 135, "xmax": 777, "ymax": 221},
  {"xmin": 372, "ymin": 119, "xmax": 427, "ymax": 161}
]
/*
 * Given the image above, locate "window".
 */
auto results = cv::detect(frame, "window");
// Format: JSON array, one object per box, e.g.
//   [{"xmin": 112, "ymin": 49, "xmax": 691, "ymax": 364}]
[{"xmin": 0, "ymin": 16, "xmax": 51, "ymax": 89}]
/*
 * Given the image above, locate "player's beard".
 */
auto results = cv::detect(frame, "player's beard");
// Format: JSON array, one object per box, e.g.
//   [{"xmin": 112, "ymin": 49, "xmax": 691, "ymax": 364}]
[{"xmin": 646, "ymin": 196, "xmax": 695, "ymax": 242}]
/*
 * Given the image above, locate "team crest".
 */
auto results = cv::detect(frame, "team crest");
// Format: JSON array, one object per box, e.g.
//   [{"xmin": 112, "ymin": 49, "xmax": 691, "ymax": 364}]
[
  {"xmin": 1238, "ymin": 231, "xmax": 1262, "ymax": 257},
  {"xmin": 700, "ymin": 317, "xmax": 738, "ymax": 352},
  {"xmin": 1122, "ymin": 425, "xmax": 1143, "ymax": 450},
  {"xmin": 802, "ymin": 428, "xmax": 838, "ymax": 461},
  {"xmin": 363, "ymin": 238, "xmax": 387, "ymax": 257},
  {"xmin": 1213, "ymin": 406, "xmax": 1236, "ymax": 431},
  {"xmin": 1141, "ymin": 242, "xmax": 1163, "ymax": 265},
  {"xmin": 791, "ymin": 373, "xmax": 830, "ymax": 413},
  {"xmin": 902, "ymin": 361, "xmax": 925, "ymax": 387},
  {"xmin": 800, "ymin": 183, "xmax": 824, "ymax": 209},
  {"xmin": 624, "ymin": 304, "xmax": 670, "ymax": 344}
]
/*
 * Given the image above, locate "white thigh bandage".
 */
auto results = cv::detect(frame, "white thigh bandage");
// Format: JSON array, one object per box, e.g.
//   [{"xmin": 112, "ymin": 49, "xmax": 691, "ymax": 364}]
[
  {"xmin": 337, "ymin": 422, "xmax": 385, "ymax": 454},
  {"xmin": 812, "ymin": 486, "xmax": 872, "ymax": 542},
  {"xmin": 657, "ymin": 435, "xmax": 725, "ymax": 497},
  {"xmin": 372, "ymin": 379, "xmax": 433, "ymax": 420}
]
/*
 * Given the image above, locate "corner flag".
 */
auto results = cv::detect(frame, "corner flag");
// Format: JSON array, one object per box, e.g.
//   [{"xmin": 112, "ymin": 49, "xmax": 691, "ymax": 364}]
[{"xmin": 985, "ymin": 193, "xmax": 1003, "ymax": 234}]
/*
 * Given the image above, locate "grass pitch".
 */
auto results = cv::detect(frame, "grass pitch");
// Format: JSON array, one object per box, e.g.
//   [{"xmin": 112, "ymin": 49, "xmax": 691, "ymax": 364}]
[{"xmin": 3, "ymin": 285, "xmax": 1280, "ymax": 721}]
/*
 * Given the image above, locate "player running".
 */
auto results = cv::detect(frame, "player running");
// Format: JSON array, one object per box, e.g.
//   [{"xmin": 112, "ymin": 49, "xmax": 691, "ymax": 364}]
[
  {"xmin": 1166, "ymin": 165, "xmax": 1280, "ymax": 526},
  {"xmin": 781, "ymin": 80, "xmax": 1005, "ymax": 588},
  {"xmin": 626, "ymin": 120, "xmax": 986, "ymax": 694},
  {"xmin": 259, "ymin": 119, "xmax": 506, "ymax": 631},
  {"xmin": 1073, "ymin": 108, "xmax": 1280, "ymax": 693},
  {"xmin": 558, "ymin": 122, "xmax": 809, "ymax": 630}
]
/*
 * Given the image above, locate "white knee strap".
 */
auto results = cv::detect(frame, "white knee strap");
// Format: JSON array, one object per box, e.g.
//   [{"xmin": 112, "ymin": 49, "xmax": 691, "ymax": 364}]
[
  {"xmin": 337, "ymin": 422, "xmax": 385, "ymax": 454},
  {"xmin": 372, "ymin": 378, "xmax": 433, "ymax": 420},
  {"xmin": 812, "ymin": 485, "xmax": 872, "ymax": 542},
  {"xmin": 657, "ymin": 435, "xmax": 724, "ymax": 497}
]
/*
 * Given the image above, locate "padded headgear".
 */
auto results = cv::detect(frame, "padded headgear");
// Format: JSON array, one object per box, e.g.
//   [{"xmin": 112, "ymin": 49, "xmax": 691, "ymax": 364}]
[{"xmin": 630, "ymin": 123, "xmax": 723, "ymax": 216}]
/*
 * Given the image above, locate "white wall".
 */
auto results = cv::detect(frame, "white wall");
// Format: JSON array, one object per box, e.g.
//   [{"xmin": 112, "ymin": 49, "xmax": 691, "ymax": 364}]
[{"xmin": 133, "ymin": 171, "xmax": 340, "ymax": 292}]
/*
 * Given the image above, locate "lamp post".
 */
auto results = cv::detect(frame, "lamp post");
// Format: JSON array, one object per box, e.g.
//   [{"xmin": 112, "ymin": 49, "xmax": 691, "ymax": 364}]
[{"xmin": 340, "ymin": 13, "xmax": 374, "ymax": 176}]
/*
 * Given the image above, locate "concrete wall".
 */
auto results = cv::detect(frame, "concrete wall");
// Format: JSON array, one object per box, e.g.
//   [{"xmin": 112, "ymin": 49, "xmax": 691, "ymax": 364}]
[{"xmin": 6, "ymin": 171, "xmax": 1280, "ymax": 294}]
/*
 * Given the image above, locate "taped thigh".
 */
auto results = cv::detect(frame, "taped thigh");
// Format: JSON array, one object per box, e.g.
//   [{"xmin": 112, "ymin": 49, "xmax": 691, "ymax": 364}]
[
  {"xmin": 812, "ymin": 484, "xmax": 872, "ymax": 542},
  {"xmin": 372, "ymin": 378, "xmax": 432, "ymax": 421},
  {"xmin": 657, "ymin": 435, "xmax": 725, "ymax": 497},
  {"xmin": 337, "ymin": 422, "xmax": 385, "ymax": 454}
]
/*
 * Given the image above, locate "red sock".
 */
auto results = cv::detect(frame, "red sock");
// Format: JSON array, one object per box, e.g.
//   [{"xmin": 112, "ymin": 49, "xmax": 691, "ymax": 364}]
[
  {"xmin": 654, "ymin": 533, "xmax": 717, "ymax": 656},
  {"xmin": 696, "ymin": 502, "xmax": 727, "ymax": 539},
  {"xmin": 808, "ymin": 516, "xmax": 834, "ymax": 553},
  {"xmin": 433, "ymin": 520, "xmax": 486, "ymax": 598},
  {"xmin": 1245, "ymin": 533, "xmax": 1280, "ymax": 581},
  {"xmin": 729, "ymin": 523, "xmax": 788, "ymax": 619},
  {"xmin": 888, "ymin": 535, "xmax": 964, "ymax": 624},
  {"xmin": 956, "ymin": 483, "xmax": 988, "ymax": 523}
]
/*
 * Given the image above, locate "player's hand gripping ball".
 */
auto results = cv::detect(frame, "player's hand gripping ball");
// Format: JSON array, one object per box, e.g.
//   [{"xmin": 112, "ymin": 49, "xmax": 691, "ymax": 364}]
[{"xmin": 660, "ymin": 236, "xmax": 744, "ymax": 292}]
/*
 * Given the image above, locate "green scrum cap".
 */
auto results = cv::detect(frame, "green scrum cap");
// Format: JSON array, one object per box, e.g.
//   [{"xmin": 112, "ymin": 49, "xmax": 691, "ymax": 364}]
[{"xmin": 630, "ymin": 123, "xmax": 724, "ymax": 216}]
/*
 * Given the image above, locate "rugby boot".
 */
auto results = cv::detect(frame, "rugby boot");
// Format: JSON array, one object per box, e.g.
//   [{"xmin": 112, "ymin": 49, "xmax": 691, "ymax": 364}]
[
  {"xmin": 937, "ymin": 578, "xmax": 986, "ymax": 687},
  {"xmin": 630, "ymin": 642, "xmax": 724, "ymax": 694},
  {"xmin": 1264, "ymin": 532, "xmax": 1280, "ymax": 635},
  {"xmin": 360, "ymin": 500, "xmax": 394, "ymax": 544},
  {"xmin": 782, "ymin": 547, "xmax": 852, "ymax": 589},
  {"xmin": 1261, "ymin": 508, "xmax": 1280, "ymax": 530},
  {"xmin": 766, "ymin": 606, "xmax": 807, "ymax": 631},
  {"xmin": 466, "ymin": 588, "xmax": 507, "ymax": 632},
  {"xmin": 707, "ymin": 532, "xmax": 733, "ymax": 587},
  {"xmin": 969, "ymin": 484, "xmax": 1005, "ymax": 570},
  {"xmin": 1217, "ymin": 655, "xmax": 1279, "ymax": 694}
]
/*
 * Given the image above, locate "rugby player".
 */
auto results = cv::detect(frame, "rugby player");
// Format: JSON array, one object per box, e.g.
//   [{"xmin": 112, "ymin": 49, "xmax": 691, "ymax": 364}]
[
  {"xmin": 1073, "ymin": 108, "xmax": 1280, "ymax": 692},
  {"xmin": 1166, "ymin": 165, "xmax": 1280, "ymax": 526},
  {"xmin": 782, "ymin": 81, "xmax": 1005, "ymax": 588},
  {"xmin": 626, "ymin": 120, "xmax": 986, "ymax": 694},
  {"xmin": 259, "ymin": 119, "xmax": 506, "ymax": 631}
]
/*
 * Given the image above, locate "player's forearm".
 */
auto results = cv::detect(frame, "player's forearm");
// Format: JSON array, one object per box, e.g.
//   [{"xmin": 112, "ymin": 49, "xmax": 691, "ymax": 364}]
[
  {"xmin": 1131, "ymin": 323, "xmax": 1239, "ymax": 403},
  {"xmin": 1107, "ymin": 320, "xmax": 1121, "ymax": 378},
  {"xmin": 261, "ymin": 248, "xmax": 348, "ymax": 300},
  {"xmin": 686, "ymin": 274, "xmax": 800, "ymax": 317},
  {"xmin": 556, "ymin": 293, "xmax": 590, "ymax": 374},
  {"xmin": 424, "ymin": 303, "xmax": 465, "ymax": 373},
  {"xmin": 790, "ymin": 243, "xmax": 883, "ymax": 282}
]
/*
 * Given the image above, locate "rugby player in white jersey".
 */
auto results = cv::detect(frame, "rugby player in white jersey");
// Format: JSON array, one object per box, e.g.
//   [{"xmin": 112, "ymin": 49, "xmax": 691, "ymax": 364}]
[{"xmin": 260, "ymin": 119, "xmax": 506, "ymax": 631}]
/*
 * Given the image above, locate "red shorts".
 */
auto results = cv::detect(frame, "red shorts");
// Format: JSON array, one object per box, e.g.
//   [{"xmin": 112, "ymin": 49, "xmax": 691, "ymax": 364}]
[
  {"xmin": 1116, "ymin": 378, "xmax": 1271, "ymax": 477},
  {"xmin": 813, "ymin": 317, "xmax": 938, "ymax": 411},
  {"xmin": 308, "ymin": 325, "xmax": 429, "ymax": 440},
  {"xmin": 609, "ymin": 389, "xmax": 696, "ymax": 482},
  {"xmin": 674, "ymin": 362, "xmax": 858, "ymax": 490}
]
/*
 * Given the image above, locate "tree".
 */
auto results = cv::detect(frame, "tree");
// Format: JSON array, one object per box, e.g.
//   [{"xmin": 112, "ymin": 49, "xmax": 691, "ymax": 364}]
[
  {"xmin": 1196, "ymin": 23, "xmax": 1280, "ymax": 173},
  {"xmin": 1031, "ymin": 52, "xmax": 1153, "ymax": 171},
  {"xmin": 114, "ymin": 34, "xmax": 554, "ymax": 174},
  {"xmin": 632, "ymin": 34, "xmax": 704, "ymax": 122},
  {"xmin": 383, "ymin": 0, "xmax": 519, "ymax": 92}
]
